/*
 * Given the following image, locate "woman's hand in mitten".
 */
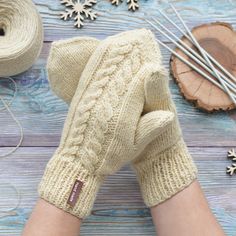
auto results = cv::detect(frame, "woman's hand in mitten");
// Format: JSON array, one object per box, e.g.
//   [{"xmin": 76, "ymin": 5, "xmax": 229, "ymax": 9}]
[{"xmin": 39, "ymin": 29, "xmax": 174, "ymax": 219}]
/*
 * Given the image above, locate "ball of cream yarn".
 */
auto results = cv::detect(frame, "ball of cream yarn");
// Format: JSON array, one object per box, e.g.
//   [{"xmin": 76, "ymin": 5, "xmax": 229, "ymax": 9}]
[{"xmin": 0, "ymin": 0, "xmax": 43, "ymax": 77}]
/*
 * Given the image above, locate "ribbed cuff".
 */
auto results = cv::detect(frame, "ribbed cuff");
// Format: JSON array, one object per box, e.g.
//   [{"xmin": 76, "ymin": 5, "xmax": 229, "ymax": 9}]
[
  {"xmin": 133, "ymin": 138, "xmax": 198, "ymax": 207},
  {"xmin": 38, "ymin": 155, "xmax": 104, "ymax": 219}
]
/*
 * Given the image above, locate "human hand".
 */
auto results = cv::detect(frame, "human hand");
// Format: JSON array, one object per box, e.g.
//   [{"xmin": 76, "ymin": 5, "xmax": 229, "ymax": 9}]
[{"xmin": 39, "ymin": 29, "xmax": 174, "ymax": 219}]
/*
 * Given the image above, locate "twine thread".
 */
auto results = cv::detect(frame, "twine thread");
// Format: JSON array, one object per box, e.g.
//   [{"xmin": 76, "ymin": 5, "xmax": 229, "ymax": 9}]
[
  {"xmin": 0, "ymin": 0, "xmax": 43, "ymax": 77},
  {"xmin": 0, "ymin": 77, "xmax": 24, "ymax": 158}
]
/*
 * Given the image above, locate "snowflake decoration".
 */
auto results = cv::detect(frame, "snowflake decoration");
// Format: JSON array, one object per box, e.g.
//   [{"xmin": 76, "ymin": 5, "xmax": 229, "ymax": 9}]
[
  {"xmin": 110, "ymin": 0, "xmax": 139, "ymax": 11},
  {"xmin": 226, "ymin": 163, "xmax": 236, "ymax": 176},
  {"xmin": 60, "ymin": 0, "xmax": 97, "ymax": 28},
  {"xmin": 226, "ymin": 148, "xmax": 236, "ymax": 176},
  {"xmin": 228, "ymin": 148, "xmax": 236, "ymax": 161}
]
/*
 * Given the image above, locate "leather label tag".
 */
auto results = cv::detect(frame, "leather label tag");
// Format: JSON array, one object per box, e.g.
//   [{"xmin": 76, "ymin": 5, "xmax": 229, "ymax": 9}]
[{"xmin": 67, "ymin": 179, "xmax": 84, "ymax": 207}]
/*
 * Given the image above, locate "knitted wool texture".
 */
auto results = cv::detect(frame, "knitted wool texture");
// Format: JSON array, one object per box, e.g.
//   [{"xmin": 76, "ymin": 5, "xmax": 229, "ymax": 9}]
[
  {"xmin": 46, "ymin": 29, "xmax": 198, "ymax": 208},
  {"xmin": 0, "ymin": 0, "xmax": 43, "ymax": 77},
  {"xmin": 39, "ymin": 29, "xmax": 174, "ymax": 218},
  {"xmin": 48, "ymin": 37, "xmax": 99, "ymax": 103}
]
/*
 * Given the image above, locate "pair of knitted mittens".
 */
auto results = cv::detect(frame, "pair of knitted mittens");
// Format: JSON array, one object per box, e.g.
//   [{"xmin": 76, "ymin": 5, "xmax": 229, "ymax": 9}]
[{"xmin": 39, "ymin": 29, "xmax": 197, "ymax": 219}]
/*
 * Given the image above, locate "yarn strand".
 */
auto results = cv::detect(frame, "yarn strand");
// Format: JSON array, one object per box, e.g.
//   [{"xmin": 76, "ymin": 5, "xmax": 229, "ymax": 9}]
[
  {"xmin": 0, "ymin": 77, "xmax": 24, "ymax": 158},
  {"xmin": 0, "ymin": 77, "xmax": 17, "ymax": 111},
  {"xmin": 0, "ymin": 0, "xmax": 43, "ymax": 77},
  {"xmin": 0, "ymin": 182, "xmax": 21, "ymax": 214}
]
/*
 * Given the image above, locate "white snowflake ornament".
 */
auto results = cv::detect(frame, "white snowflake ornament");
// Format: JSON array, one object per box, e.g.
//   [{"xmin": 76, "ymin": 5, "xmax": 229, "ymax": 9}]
[
  {"xmin": 228, "ymin": 148, "xmax": 236, "ymax": 161},
  {"xmin": 226, "ymin": 148, "xmax": 236, "ymax": 176},
  {"xmin": 227, "ymin": 163, "xmax": 236, "ymax": 176},
  {"xmin": 60, "ymin": 0, "xmax": 97, "ymax": 28},
  {"xmin": 110, "ymin": 0, "xmax": 139, "ymax": 11}
]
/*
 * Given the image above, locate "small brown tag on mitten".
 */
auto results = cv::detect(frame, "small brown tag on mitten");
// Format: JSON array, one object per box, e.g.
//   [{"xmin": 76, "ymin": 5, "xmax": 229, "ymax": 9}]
[{"xmin": 67, "ymin": 179, "xmax": 84, "ymax": 207}]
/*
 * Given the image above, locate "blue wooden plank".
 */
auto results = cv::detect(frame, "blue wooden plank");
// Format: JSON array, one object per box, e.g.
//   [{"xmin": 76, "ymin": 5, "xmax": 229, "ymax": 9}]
[
  {"xmin": 32, "ymin": 0, "xmax": 236, "ymax": 41},
  {"xmin": 0, "ymin": 0, "xmax": 236, "ymax": 235},
  {"xmin": 0, "ymin": 147, "xmax": 235, "ymax": 235},
  {"xmin": 0, "ymin": 44, "xmax": 235, "ymax": 147}
]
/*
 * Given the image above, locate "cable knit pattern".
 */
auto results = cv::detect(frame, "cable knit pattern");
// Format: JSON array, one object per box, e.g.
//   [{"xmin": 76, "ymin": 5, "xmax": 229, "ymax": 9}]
[
  {"xmin": 60, "ymin": 41, "xmax": 141, "ymax": 173},
  {"xmin": 39, "ymin": 29, "xmax": 175, "ymax": 219},
  {"xmin": 44, "ymin": 29, "xmax": 198, "ymax": 212}
]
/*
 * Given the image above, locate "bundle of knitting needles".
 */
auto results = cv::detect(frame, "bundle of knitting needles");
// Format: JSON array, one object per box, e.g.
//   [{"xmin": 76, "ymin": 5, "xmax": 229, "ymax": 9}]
[{"xmin": 146, "ymin": 4, "xmax": 236, "ymax": 109}]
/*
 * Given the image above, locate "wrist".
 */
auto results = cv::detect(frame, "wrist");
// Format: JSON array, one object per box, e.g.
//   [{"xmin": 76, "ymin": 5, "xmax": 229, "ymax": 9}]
[
  {"xmin": 38, "ymin": 154, "xmax": 104, "ymax": 219},
  {"xmin": 133, "ymin": 138, "xmax": 198, "ymax": 207}
]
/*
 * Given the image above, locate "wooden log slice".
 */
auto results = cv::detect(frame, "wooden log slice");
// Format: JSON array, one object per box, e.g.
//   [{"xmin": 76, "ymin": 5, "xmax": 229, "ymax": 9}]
[{"xmin": 170, "ymin": 22, "xmax": 236, "ymax": 112}]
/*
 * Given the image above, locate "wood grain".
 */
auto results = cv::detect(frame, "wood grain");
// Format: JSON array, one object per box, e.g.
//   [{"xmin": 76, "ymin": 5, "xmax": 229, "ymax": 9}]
[
  {"xmin": 171, "ymin": 22, "xmax": 236, "ymax": 111},
  {"xmin": 0, "ymin": 44, "xmax": 235, "ymax": 147},
  {"xmin": 0, "ymin": 147, "xmax": 235, "ymax": 236},
  {"xmin": 34, "ymin": 0, "xmax": 236, "ymax": 41},
  {"xmin": 0, "ymin": 0, "xmax": 236, "ymax": 235}
]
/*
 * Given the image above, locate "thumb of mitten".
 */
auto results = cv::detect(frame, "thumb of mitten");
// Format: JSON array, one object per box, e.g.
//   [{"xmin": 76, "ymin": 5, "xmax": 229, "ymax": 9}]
[
  {"xmin": 47, "ymin": 37, "xmax": 100, "ymax": 103},
  {"xmin": 144, "ymin": 67, "xmax": 172, "ymax": 113},
  {"xmin": 135, "ymin": 110, "xmax": 174, "ymax": 149}
]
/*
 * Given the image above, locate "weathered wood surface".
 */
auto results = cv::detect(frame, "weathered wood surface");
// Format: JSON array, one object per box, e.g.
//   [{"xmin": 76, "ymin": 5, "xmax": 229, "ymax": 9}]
[
  {"xmin": 0, "ymin": 0, "xmax": 236, "ymax": 235},
  {"xmin": 0, "ymin": 147, "xmax": 236, "ymax": 235},
  {"xmin": 0, "ymin": 44, "xmax": 235, "ymax": 147},
  {"xmin": 34, "ymin": 0, "xmax": 236, "ymax": 41},
  {"xmin": 170, "ymin": 22, "xmax": 236, "ymax": 111}
]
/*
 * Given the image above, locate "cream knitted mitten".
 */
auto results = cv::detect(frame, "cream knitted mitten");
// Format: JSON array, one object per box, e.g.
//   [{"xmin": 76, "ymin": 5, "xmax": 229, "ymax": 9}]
[
  {"xmin": 46, "ymin": 28, "xmax": 197, "ymax": 210},
  {"xmin": 47, "ymin": 37, "xmax": 99, "ymax": 103},
  {"xmin": 132, "ymin": 67, "xmax": 198, "ymax": 207},
  {"xmin": 39, "ymin": 29, "xmax": 174, "ymax": 219}
]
